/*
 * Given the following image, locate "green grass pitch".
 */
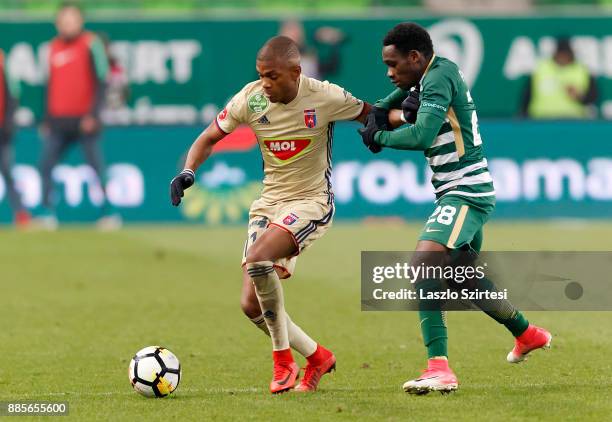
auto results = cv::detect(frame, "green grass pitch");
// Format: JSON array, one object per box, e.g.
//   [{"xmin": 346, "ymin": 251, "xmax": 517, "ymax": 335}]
[{"xmin": 1, "ymin": 222, "xmax": 611, "ymax": 420}]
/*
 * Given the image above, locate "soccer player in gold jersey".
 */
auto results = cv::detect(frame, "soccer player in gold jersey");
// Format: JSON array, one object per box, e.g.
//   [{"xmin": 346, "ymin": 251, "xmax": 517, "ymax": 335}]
[{"xmin": 171, "ymin": 36, "xmax": 369, "ymax": 393}]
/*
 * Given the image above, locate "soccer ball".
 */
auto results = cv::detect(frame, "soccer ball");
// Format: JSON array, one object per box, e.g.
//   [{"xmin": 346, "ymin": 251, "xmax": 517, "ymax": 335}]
[{"xmin": 128, "ymin": 346, "xmax": 181, "ymax": 398}]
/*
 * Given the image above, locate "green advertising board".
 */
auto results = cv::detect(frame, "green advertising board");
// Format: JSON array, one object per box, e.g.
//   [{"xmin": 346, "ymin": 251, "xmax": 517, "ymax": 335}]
[
  {"xmin": 0, "ymin": 121, "xmax": 611, "ymax": 223},
  {"xmin": 1, "ymin": 16, "xmax": 611, "ymax": 123}
]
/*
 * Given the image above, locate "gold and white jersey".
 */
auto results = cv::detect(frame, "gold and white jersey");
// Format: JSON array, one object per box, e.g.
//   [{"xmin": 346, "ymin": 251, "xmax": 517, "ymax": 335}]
[{"xmin": 216, "ymin": 74, "xmax": 365, "ymax": 204}]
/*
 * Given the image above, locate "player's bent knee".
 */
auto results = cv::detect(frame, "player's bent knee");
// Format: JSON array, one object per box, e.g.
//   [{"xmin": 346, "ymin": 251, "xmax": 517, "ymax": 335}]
[
  {"xmin": 240, "ymin": 277, "xmax": 261, "ymax": 318},
  {"xmin": 244, "ymin": 248, "xmax": 270, "ymax": 264},
  {"xmin": 240, "ymin": 295, "xmax": 262, "ymax": 318}
]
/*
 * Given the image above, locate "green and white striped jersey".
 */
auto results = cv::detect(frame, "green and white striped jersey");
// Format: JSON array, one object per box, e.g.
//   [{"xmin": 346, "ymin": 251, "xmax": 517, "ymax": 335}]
[
  {"xmin": 375, "ymin": 55, "xmax": 495, "ymax": 202},
  {"xmin": 421, "ymin": 56, "xmax": 494, "ymax": 200}
]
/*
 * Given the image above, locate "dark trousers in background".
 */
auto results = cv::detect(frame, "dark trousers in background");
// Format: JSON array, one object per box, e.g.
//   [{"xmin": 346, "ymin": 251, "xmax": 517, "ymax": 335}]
[
  {"xmin": 0, "ymin": 129, "xmax": 25, "ymax": 212},
  {"xmin": 40, "ymin": 117, "xmax": 107, "ymax": 211}
]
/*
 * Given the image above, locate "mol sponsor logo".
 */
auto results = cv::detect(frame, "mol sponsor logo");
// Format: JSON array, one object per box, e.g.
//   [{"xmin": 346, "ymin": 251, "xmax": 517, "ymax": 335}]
[{"xmin": 263, "ymin": 139, "xmax": 311, "ymax": 161}]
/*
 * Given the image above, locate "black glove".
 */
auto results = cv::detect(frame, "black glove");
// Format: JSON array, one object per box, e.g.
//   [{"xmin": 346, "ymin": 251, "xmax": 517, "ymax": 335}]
[
  {"xmin": 401, "ymin": 85, "xmax": 421, "ymax": 124},
  {"xmin": 357, "ymin": 113, "xmax": 382, "ymax": 154},
  {"xmin": 371, "ymin": 106, "xmax": 390, "ymax": 130},
  {"xmin": 170, "ymin": 169, "xmax": 195, "ymax": 206}
]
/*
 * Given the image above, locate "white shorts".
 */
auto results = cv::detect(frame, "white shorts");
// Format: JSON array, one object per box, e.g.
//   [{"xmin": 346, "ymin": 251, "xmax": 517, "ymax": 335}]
[{"xmin": 241, "ymin": 197, "xmax": 334, "ymax": 278}]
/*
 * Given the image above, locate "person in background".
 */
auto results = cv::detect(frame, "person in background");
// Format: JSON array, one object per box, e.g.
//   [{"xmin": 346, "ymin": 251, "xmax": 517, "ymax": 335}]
[
  {"xmin": 38, "ymin": 3, "xmax": 121, "ymax": 230},
  {"xmin": 100, "ymin": 33, "xmax": 129, "ymax": 112},
  {"xmin": 521, "ymin": 38, "xmax": 598, "ymax": 119},
  {"xmin": 0, "ymin": 47, "xmax": 31, "ymax": 228},
  {"xmin": 279, "ymin": 19, "xmax": 345, "ymax": 81}
]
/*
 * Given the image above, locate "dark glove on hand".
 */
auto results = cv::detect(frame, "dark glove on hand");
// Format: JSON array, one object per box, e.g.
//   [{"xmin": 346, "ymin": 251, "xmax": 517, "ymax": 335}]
[
  {"xmin": 357, "ymin": 114, "xmax": 382, "ymax": 154},
  {"xmin": 371, "ymin": 106, "xmax": 390, "ymax": 130},
  {"xmin": 401, "ymin": 84, "xmax": 421, "ymax": 124},
  {"xmin": 170, "ymin": 169, "xmax": 195, "ymax": 206}
]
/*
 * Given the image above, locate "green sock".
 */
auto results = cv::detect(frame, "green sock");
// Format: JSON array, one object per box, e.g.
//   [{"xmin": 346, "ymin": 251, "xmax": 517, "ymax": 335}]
[
  {"xmin": 417, "ymin": 279, "xmax": 448, "ymax": 358},
  {"xmin": 471, "ymin": 277, "xmax": 529, "ymax": 337}
]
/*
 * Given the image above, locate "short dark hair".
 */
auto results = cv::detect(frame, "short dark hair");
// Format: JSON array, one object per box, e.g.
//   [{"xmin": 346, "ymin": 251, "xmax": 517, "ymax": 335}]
[
  {"xmin": 257, "ymin": 36, "xmax": 300, "ymax": 63},
  {"xmin": 383, "ymin": 22, "xmax": 433, "ymax": 57}
]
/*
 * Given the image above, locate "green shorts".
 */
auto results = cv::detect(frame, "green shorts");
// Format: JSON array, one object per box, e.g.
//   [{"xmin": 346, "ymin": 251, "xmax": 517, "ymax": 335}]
[{"xmin": 418, "ymin": 194, "xmax": 495, "ymax": 253}]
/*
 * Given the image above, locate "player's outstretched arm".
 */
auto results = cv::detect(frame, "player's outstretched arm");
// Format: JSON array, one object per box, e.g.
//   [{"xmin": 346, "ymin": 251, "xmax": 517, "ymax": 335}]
[
  {"xmin": 354, "ymin": 102, "xmax": 372, "ymax": 124},
  {"xmin": 170, "ymin": 123, "xmax": 226, "ymax": 206},
  {"xmin": 184, "ymin": 122, "xmax": 226, "ymax": 172},
  {"xmin": 376, "ymin": 112, "xmax": 444, "ymax": 151},
  {"xmin": 358, "ymin": 111, "xmax": 444, "ymax": 153},
  {"xmin": 362, "ymin": 74, "xmax": 452, "ymax": 151},
  {"xmin": 370, "ymin": 89, "xmax": 406, "ymax": 130},
  {"xmin": 371, "ymin": 87, "xmax": 416, "ymax": 129}
]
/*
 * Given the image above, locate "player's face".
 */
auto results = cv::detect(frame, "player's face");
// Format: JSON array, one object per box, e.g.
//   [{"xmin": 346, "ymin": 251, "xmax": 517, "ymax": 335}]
[
  {"xmin": 56, "ymin": 7, "xmax": 84, "ymax": 40},
  {"xmin": 256, "ymin": 59, "xmax": 301, "ymax": 104},
  {"xmin": 382, "ymin": 45, "xmax": 422, "ymax": 90}
]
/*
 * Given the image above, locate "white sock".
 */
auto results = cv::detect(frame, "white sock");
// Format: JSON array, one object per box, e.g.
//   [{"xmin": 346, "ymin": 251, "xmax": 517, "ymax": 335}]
[
  {"xmin": 286, "ymin": 313, "xmax": 317, "ymax": 357},
  {"xmin": 250, "ymin": 312, "xmax": 317, "ymax": 357},
  {"xmin": 246, "ymin": 261, "xmax": 289, "ymax": 351}
]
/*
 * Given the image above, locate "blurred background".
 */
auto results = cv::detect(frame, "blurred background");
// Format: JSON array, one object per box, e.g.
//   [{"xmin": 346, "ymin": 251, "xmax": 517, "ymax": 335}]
[{"xmin": 0, "ymin": 0, "xmax": 611, "ymax": 227}]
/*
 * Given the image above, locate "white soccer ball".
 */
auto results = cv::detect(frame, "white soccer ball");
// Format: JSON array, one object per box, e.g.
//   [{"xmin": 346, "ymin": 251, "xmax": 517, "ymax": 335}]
[{"xmin": 128, "ymin": 346, "xmax": 181, "ymax": 398}]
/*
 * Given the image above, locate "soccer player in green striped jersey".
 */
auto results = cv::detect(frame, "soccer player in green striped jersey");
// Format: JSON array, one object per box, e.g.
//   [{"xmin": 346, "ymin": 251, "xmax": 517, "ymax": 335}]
[{"xmin": 358, "ymin": 23, "xmax": 552, "ymax": 395}]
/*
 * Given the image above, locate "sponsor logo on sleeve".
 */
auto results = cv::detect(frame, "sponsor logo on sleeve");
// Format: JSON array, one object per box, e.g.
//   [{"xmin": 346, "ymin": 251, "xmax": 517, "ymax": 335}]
[
  {"xmin": 248, "ymin": 93, "xmax": 269, "ymax": 113},
  {"xmin": 421, "ymin": 101, "xmax": 448, "ymax": 112},
  {"xmin": 218, "ymin": 107, "xmax": 228, "ymax": 121}
]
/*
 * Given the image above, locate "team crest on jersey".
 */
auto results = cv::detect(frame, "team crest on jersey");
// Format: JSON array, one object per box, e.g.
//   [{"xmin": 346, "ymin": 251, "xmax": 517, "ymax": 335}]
[
  {"xmin": 283, "ymin": 213, "xmax": 299, "ymax": 226},
  {"xmin": 304, "ymin": 109, "xmax": 317, "ymax": 128},
  {"xmin": 263, "ymin": 138, "xmax": 311, "ymax": 162}
]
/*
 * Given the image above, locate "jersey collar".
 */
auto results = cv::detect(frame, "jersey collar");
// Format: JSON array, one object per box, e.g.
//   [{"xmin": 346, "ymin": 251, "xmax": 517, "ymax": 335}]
[{"xmin": 419, "ymin": 54, "xmax": 436, "ymax": 85}]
